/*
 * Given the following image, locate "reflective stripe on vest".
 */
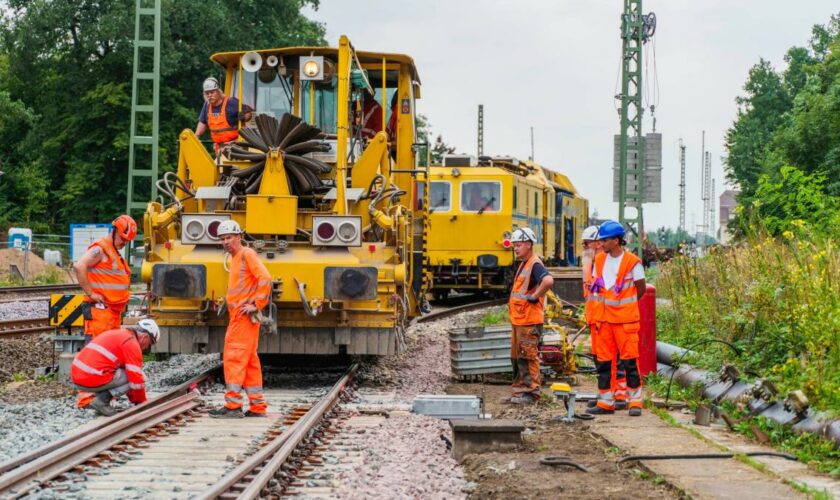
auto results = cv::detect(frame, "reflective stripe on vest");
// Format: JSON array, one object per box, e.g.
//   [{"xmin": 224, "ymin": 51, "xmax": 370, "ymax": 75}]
[
  {"xmin": 592, "ymin": 251, "xmax": 641, "ymax": 323},
  {"xmin": 508, "ymin": 254, "xmax": 545, "ymax": 326},
  {"xmin": 87, "ymin": 237, "xmax": 131, "ymax": 306},
  {"xmin": 208, "ymin": 97, "xmax": 239, "ymax": 144}
]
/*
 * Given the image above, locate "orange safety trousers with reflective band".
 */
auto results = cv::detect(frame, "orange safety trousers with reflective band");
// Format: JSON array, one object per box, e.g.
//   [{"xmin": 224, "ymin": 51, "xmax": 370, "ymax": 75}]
[
  {"xmin": 223, "ymin": 247, "xmax": 271, "ymax": 413},
  {"xmin": 511, "ymin": 325, "xmax": 542, "ymax": 397},
  {"xmin": 589, "ymin": 322, "xmax": 627, "ymax": 402},
  {"xmin": 508, "ymin": 254, "xmax": 545, "ymax": 326},
  {"xmin": 208, "ymin": 97, "xmax": 239, "ymax": 144}
]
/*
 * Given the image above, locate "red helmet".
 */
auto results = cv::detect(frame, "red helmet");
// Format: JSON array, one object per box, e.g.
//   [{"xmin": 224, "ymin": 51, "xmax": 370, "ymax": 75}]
[{"xmin": 112, "ymin": 214, "xmax": 138, "ymax": 241}]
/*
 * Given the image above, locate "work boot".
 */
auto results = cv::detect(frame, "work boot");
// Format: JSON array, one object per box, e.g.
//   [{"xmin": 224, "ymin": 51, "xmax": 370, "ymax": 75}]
[
  {"xmin": 585, "ymin": 406, "xmax": 614, "ymax": 415},
  {"xmin": 209, "ymin": 407, "xmax": 244, "ymax": 419},
  {"xmin": 244, "ymin": 410, "xmax": 266, "ymax": 418},
  {"xmin": 89, "ymin": 392, "xmax": 116, "ymax": 417},
  {"xmin": 615, "ymin": 401, "xmax": 628, "ymax": 411},
  {"xmin": 586, "ymin": 399, "xmax": 597, "ymax": 408},
  {"xmin": 628, "ymin": 407, "xmax": 642, "ymax": 417}
]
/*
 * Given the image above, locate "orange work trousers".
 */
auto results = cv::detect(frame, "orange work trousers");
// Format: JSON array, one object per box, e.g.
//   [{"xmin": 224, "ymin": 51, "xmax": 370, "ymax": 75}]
[
  {"xmin": 594, "ymin": 322, "xmax": 643, "ymax": 410},
  {"xmin": 511, "ymin": 324, "xmax": 542, "ymax": 398},
  {"xmin": 590, "ymin": 322, "xmax": 628, "ymax": 402},
  {"xmin": 223, "ymin": 314, "xmax": 267, "ymax": 413},
  {"xmin": 84, "ymin": 303, "xmax": 124, "ymax": 338}
]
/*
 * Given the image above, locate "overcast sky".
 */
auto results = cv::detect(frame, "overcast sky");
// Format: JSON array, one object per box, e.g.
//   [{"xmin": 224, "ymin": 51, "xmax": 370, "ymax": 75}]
[{"xmin": 305, "ymin": 0, "xmax": 838, "ymax": 233}]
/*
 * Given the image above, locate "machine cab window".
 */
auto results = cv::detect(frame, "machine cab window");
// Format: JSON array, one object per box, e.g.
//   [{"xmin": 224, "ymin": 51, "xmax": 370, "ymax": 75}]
[
  {"xmin": 461, "ymin": 181, "xmax": 501, "ymax": 212},
  {"xmin": 430, "ymin": 181, "xmax": 451, "ymax": 212}
]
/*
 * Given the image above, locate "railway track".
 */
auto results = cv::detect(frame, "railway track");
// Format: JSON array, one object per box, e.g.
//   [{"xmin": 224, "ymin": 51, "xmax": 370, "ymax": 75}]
[
  {"xmin": 416, "ymin": 297, "xmax": 506, "ymax": 324},
  {"xmin": 0, "ymin": 317, "xmax": 52, "ymax": 338},
  {"xmin": 0, "ymin": 284, "xmax": 81, "ymax": 303},
  {"xmin": 0, "ymin": 364, "xmax": 357, "ymax": 499}
]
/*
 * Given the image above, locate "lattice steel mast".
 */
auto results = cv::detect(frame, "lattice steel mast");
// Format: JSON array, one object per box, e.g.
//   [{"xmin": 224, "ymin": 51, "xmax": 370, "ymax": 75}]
[{"xmin": 679, "ymin": 138, "xmax": 686, "ymax": 232}]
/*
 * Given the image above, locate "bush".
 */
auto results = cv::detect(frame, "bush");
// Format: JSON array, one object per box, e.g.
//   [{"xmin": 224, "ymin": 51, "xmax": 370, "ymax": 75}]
[{"xmin": 655, "ymin": 226, "xmax": 839, "ymax": 412}]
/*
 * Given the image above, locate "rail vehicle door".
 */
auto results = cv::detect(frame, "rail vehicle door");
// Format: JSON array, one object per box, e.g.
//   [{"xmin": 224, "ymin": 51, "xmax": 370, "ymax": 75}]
[{"xmin": 564, "ymin": 217, "xmax": 575, "ymax": 265}]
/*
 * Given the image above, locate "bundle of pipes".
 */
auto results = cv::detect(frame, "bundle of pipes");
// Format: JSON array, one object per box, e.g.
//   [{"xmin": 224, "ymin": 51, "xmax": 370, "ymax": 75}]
[
  {"xmin": 227, "ymin": 113, "xmax": 332, "ymax": 195},
  {"xmin": 656, "ymin": 341, "xmax": 840, "ymax": 448}
]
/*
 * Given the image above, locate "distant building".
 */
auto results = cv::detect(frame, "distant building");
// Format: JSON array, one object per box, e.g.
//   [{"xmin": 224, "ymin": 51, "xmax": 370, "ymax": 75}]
[{"xmin": 719, "ymin": 190, "xmax": 739, "ymax": 245}]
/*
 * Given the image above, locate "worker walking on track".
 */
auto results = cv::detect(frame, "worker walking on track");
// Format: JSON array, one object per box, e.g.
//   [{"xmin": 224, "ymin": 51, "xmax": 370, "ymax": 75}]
[
  {"xmin": 194, "ymin": 77, "xmax": 253, "ymax": 154},
  {"xmin": 74, "ymin": 215, "xmax": 137, "ymax": 342},
  {"xmin": 582, "ymin": 226, "xmax": 628, "ymax": 410},
  {"xmin": 586, "ymin": 221, "xmax": 646, "ymax": 417},
  {"xmin": 210, "ymin": 220, "xmax": 272, "ymax": 419},
  {"xmin": 72, "ymin": 318, "xmax": 159, "ymax": 417},
  {"xmin": 505, "ymin": 227, "xmax": 554, "ymax": 404}
]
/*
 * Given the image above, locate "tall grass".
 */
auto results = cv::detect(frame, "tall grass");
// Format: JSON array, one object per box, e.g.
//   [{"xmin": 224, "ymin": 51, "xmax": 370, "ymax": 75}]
[{"xmin": 656, "ymin": 227, "xmax": 839, "ymax": 412}]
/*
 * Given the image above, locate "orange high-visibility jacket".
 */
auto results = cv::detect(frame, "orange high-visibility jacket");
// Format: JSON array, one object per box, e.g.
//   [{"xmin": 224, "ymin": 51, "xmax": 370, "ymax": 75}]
[
  {"xmin": 592, "ymin": 251, "xmax": 642, "ymax": 324},
  {"xmin": 208, "ymin": 97, "xmax": 239, "ymax": 144},
  {"xmin": 226, "ymin": 247, "xmax": 272, "ymax": 319},
  {"xmin": 71, "ymin": 329, "xmax": 147, "ymax": 403},
  {"xmin": 583, "ymin": 248, "xmax": 604, "ymax": 324},
  {"xmin": 85, "ymin": 236, "xmax": 131, "ymax": 308},
  {"xmin": 508, "ymin": 254, "xmax": 546, "ymax": 326}
]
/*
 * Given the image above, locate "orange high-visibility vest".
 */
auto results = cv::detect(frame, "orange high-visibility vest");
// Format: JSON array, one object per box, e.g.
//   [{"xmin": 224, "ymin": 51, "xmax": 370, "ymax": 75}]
[
  {"xmin": 226, "ymin": 247, "xmax": 272, "ymax": 319},
  {"xmin": 208, "ymin": 97, "xmax": 239, "ymax": 144},
  {"xmin": 508, "ymin": 254, "xmax": 546, "ymax": 326},
  {"xmin": 583, "ymin": 248, "xmax": 604, "ymax": 324},
  {"xmin": 85, "ymin": 236, "xmax": 131, "ymax": 307},
  {"xmin": 592, "ymin": 251, "xmax": 642, "ymax": 323},
  {"xmin": 71, "ymin": 328, "xmax": 147, "ymax": 403}
]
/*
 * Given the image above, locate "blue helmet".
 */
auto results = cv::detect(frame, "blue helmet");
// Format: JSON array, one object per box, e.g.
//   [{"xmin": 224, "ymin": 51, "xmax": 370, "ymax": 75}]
[{"xmin": 598, "ymin": 220, "xmax": 625, "ymax": 240}]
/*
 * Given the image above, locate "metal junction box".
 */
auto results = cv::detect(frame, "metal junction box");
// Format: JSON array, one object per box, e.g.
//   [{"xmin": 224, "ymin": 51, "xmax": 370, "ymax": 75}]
[{"xmin": 412, "ymin": 395, "xmax": 481, "ymax": 420}]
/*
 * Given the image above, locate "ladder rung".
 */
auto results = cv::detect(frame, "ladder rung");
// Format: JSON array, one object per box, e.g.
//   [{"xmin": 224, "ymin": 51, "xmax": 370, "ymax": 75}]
[
  {"xmin": 132, "ymin": 136, "xmax": 154, "ymax": 145},
  {"xmin": 136, "ymin": 72, "xmax": 155, "ymax": 80},
  {"xmin": 135, "ymin": 40, "xmax": 155, "ymax": 48},
  {"xmin": 134, "ymin": 105, "xmax": 154, "ymax": 112},
  {"xmin": 129, "ymin": 170, "xmax": 155, "ymax": 177},
  {"xmin": 138, "ymin": 8, "xmax": 158, "ymax": 15}
]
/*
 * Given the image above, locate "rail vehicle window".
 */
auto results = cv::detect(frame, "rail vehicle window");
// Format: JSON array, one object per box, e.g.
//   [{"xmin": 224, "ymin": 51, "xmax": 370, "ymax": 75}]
[
  {"xmin": 513, "ymin": 186, "xmax": 518, "ymax": 210},
  {"xmin": 534, "ymin": 192, "xmax": 538, "ymax": 216},
  {"xmin": 461, "ymin": 181, "xmax": 501, "ymax": 212},
  {"xmin": 300, "ymin": 80, "xmax": 337, "ymax": 134},
  {"xmin": 430, "ymin": 181, "xmax": 451, "ymax": 212},
  {"xmin": 231, "ymin": 69, "xmax": 295, "ymax": 121}
]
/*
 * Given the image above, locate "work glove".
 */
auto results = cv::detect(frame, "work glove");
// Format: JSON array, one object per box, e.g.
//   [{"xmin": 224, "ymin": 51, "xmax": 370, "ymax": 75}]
[
  {"xmin": 238, "ymin": 111, "xmax": 251, "ymax": 122},
  {"xmin": 525, "ymin": 294, "xmax": 540, "ymax": 304},
  {"xmin": 589, "ymin": 277, "xmax": 605, "ymax": 294}
]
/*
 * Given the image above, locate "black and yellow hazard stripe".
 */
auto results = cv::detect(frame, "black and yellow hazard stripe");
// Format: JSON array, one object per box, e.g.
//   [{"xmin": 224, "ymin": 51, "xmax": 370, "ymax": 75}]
[{"xmin": 49, "ymin": 294, "xmax": 87, "ymax": 327}]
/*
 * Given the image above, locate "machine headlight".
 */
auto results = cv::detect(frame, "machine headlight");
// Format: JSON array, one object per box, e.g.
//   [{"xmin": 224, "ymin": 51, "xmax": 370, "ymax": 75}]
[
  {"xmin": 184, "ymin": 219, "xmax": 205, "ymax": 240},
  {"xmin": 337, "ymin": 221, "xmax": 358, "ymax": 242},
  {"xmin": 303, "ymin": 60, "xmax": 320, "ymax": 78}
]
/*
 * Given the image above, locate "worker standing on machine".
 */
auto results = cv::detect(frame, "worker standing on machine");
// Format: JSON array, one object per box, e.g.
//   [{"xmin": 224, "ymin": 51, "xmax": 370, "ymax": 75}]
[
  {"xmin": 72, "ymin": 318, "xmax": 160, "ymax": 417},
  {"xmin": 506, "ymin": 227, "xmax": 554, "ymax": 404},
  {"xmin": 586, "ymin": 221, "xmax": 646, "ymax": 417},
  {"xmin": 194, "ymin": 77, "xmax": 252, "ymax": 154},
  {"xmin": 210, "ymin": 220, "xmax": 272, "ymax": 419},
  {"xmin": 74, "ymin": 215, "xmax": 137, "ymax": 342},
  {"xmin": 582, "ymin": 226, "xmax": 628, "ymax": 410}
]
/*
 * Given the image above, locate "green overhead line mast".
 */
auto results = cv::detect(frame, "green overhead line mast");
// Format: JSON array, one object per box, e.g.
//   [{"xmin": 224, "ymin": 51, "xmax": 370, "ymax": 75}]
[
  {"xmin": 616, "ymin": 0, "xmax": 656, "ymax": 256},
  {"xmin": 125, "ymin": 0, "xmax": 161, "ymax": 218}
]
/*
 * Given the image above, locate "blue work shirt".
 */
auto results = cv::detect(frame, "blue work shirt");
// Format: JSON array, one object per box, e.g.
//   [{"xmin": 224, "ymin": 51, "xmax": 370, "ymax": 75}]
[{"xmin": 198, "ymin": 97, "xmax": 246, "ymax": 126}]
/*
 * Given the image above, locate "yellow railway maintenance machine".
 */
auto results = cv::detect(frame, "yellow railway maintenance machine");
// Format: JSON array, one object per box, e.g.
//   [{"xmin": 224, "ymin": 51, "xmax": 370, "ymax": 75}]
[
  {"xmin": 142, "ymin": 36, "xmax": 426, "ymax": 356},
  {"xmin": 426, "ymin": 156, "xmax": 557, "ymax": 299}
]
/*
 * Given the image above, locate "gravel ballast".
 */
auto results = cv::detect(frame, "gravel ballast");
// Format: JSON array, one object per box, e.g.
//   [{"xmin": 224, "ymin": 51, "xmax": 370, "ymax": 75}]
[{"xmin": 0, "ymin": 299, "xmax": 48, "ymax": 321}]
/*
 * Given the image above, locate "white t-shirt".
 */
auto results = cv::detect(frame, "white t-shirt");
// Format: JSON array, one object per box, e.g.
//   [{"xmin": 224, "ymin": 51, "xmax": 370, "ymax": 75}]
[{"xmin": 598, "ymin": 252, "xmax": 645, "ymax": 290}]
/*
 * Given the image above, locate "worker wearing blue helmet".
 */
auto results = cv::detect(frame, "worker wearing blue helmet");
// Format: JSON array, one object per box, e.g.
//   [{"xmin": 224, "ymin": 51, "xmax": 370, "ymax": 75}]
[{"xmin": 586, "ymin": 220, "xmax": 647, "ymax": 417}]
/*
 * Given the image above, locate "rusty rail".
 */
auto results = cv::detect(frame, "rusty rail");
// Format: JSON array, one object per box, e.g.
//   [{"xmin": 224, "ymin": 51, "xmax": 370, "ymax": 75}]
[
  {"xmin": 198, "ymin": 364, "xmax": 358, "ymax": 500},
  {"xmin": 415, "ymin": 298, "xmax": 506, "ymax": 324},
  {"xmin": 0, "ymin": 317, "xmax": 52, "ymax": 338}
]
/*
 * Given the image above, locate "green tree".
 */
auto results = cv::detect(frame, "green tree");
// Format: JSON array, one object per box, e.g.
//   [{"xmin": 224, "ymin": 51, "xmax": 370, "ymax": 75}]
[{"xmin": 0, "ymin": 0, "xmax": 325, "ymax": 230}]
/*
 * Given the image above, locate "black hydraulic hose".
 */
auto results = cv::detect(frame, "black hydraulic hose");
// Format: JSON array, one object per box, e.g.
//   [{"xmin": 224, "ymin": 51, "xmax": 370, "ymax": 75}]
[
  {"xmin": 540, "ymin": 456, "xmax": 591, "ymax": 472},
  {"xmin": 617, "ymin": 451, "xmax": 797, "ymax": 468},
  {"xmin": 665, "ymin": 338, "xmax": 741, "ymax": 407}
]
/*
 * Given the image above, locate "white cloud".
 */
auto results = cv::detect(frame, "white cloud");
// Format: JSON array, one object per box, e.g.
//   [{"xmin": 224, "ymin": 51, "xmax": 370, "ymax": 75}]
[{"xmin": 305, "ymin": 0, "xmax": 838, "ymax": 232}]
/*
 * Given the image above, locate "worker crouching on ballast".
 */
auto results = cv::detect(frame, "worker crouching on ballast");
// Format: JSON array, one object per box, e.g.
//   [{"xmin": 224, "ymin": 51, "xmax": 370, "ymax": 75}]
[
  {"xmin": 72, "ymin": 319, "xmax": 160, "ymax": 417},
  {"xmin": 504, "ymin": 227, "xmax": 554, "ymax": 404},
  {"xmin": 209, "ymin": 220, "xmax": 272, "ymax": 419},
  {"xmin": 586, "ymin": 221, "xmax": 646, "ymax": 417},
  {"xmin": 582, "ymin": 226, "xmax": 628, "ymax": 411}
]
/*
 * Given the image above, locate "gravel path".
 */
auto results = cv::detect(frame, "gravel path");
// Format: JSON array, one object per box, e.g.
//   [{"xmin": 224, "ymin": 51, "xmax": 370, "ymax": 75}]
[{"xmin": 0, "ymin": 300, "xmax": 48, "ymax": 320}]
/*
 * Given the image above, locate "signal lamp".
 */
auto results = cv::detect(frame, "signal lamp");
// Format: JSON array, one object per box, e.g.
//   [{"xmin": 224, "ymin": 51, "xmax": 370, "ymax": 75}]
[
  {"xmin": 502, "ymin": 239, "xmax": 512, "ymax": 249},
  {"xmin": 316, "ymin": 221, "xmax": 336, "ymax": 242}
]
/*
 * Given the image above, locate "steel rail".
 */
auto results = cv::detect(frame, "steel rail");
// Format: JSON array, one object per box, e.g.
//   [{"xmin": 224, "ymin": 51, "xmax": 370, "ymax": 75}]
[
  {"xmin": 0, "ymin": 365, "xmax": 219, "ymax": 476},
  {"xmin": 415, "ymin": 298, "xmax": 506, "ymax": 324},
  {"xmin": 0, "ymin": 392, "xmax": 200, "ymax": 497},
  {"xmin": 0, "ymin": 317, "xmax": 52, "ymax": 338},
  {"xmin": 199, "ymin": 364, "xmax": 358, "ymax": 500},
  {"xmin": 0, "ymin": 284, "xmax": 81, "ymax": 296}
]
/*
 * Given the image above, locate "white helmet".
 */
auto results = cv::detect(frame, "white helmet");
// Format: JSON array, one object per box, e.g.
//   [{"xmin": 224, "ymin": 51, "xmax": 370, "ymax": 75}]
[
  {"xmin": 216, "ymin": 220, "xmax": 242, "ymax": 236},
  {"xmin": 203, "ymin": 77, "xmax": 220, "ymax": 93},
  {"xmin": 510, "ymin": 227, "xmax": 537, "ymax": 243},
  {"xmin": 136, "ymin": 318, "xmax": 160, "ymax": 344},
  {"xmin": 582, "ymin": 226, "xmax": 600, "ymax": 242}
]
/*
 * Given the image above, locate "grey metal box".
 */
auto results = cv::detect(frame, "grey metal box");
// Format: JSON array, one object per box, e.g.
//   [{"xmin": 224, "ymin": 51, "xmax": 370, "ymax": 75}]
[
  {"xmin": 449, "ymin": 325, "xmax": 512, "ymax": 376},
  {"xmin": 412, "ymin": 395, "xmax": 481, "ymax": 419}
]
